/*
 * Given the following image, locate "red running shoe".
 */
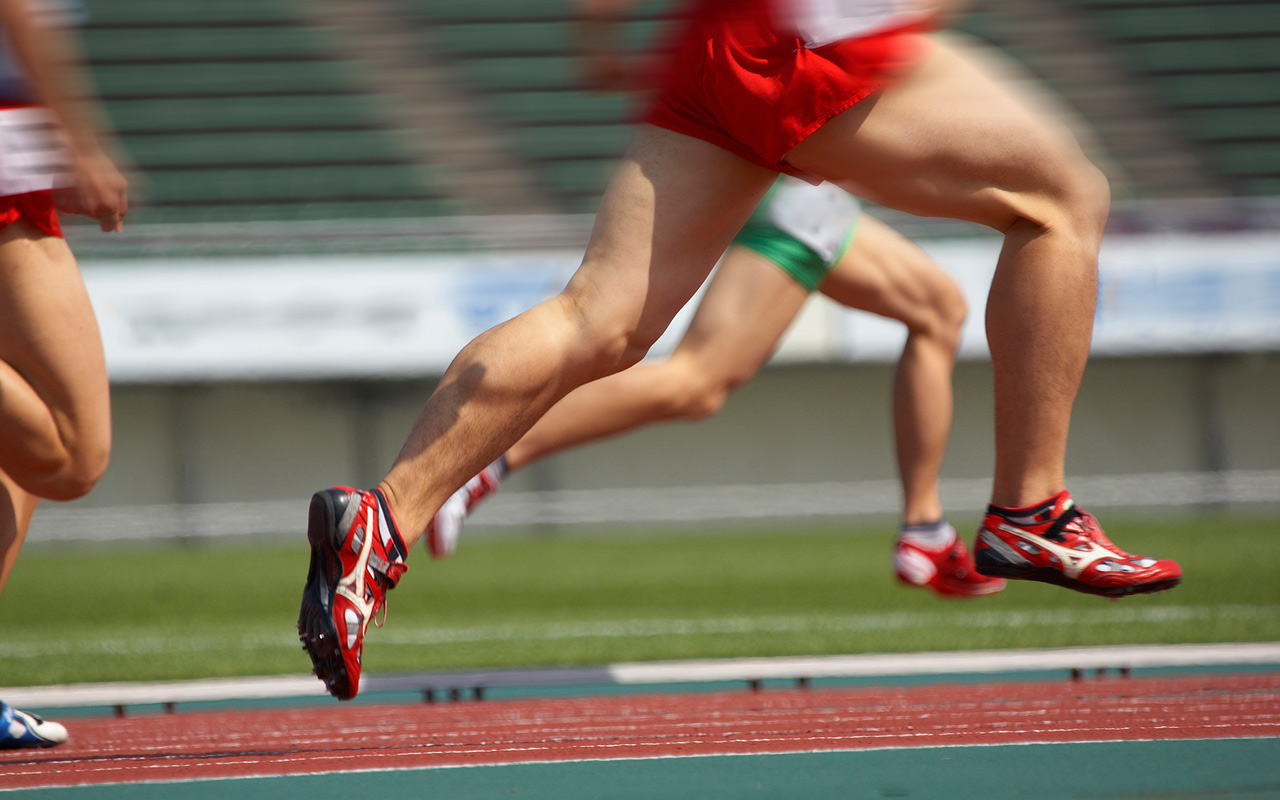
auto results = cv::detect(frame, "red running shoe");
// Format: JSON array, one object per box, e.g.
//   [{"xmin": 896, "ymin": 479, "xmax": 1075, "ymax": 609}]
[
  {"xmin": 974, "ymin": 491, "xmax": 1181, "ymax": 598},
  {"xmin": 297, "ymin": 487, "xmax": 407, "ymax": 700},
  {"xmin": 894, "ymin": 527, "xmax": 1006, "ymax": 597}
]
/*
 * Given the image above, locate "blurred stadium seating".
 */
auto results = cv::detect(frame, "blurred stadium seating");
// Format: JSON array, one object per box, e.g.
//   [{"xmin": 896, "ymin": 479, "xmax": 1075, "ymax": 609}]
[
  {"xmin": 77, "ymin": 0, "xmax": 1280, "ymax": 236},
  {"xmin": 1066, "ymin": 0, "xmax": 1280, "ymax": 197},
  {"xmin": 81, "ymin": 0, "xmax": 459, "ymax": 225},
  {"xmin": 400, "ymin": 0, "xmax": 674, "ymax": 212}
]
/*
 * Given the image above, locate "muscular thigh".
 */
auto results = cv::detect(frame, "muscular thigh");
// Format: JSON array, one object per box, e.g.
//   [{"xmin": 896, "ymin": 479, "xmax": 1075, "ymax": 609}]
[
  {"xmin": 562, "ymin": 126, "xmax": 777, "ymax": 350},
  {"xmin": 818, "ymin": 213, "xmax": 958, "ymax": 328},
  {"xmin": 0, "ymin": 221, "xmax": 109, "ymax": 424},
  {"xmin": 785, "ymin": 36, "xmax": 1096, "ymax": 232}
]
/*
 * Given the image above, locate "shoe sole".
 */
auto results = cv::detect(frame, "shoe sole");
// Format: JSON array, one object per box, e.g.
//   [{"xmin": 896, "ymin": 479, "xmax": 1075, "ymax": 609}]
[
  {"xmin": 0, "ymin": 738, "xmax": 64, "ymax": 750},
  {"xmin": 297, "ymin": 489, "xmax": 356, "ymax": 700},
  {"xmin": 895, "ymin": 574, "xmax": 1006, "ymax": 598},
  {"xmin": 975, "ymin": 560, "xmax": 1182, "ymax": 598}
]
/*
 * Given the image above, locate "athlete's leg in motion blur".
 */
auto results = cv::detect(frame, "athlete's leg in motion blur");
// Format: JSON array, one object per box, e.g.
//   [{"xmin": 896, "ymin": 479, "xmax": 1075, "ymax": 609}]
[
  {"xmin": 789, "ymin": 36, "xmax": 1179, "ymax": 596},
  {"xmin": 426, "ymin": 211, "xmax": 998, "ymax": 596},
  {"xmin": 506, "ymin": 246, "xmax": 808, "ymax": 472},
  {"xmin": 822, "ymin": 215, "xmax": 999, "ymax": 596},
  {"xmin": 0, "ymin": 220, "xmax": 111, "ymax": 593},
  {"xmin": 0, "ymin": 0, "xmax": 128, "ymax": 749},
  {"xmin": 467, "ymin": 214, "xmax": 967, "ymax": 522},
  {"xmin": 788, "ymin": 37, "xmax": 1104, "ymax": 511},
  {"xmin": 818, "ymin": 214, "xmax": 966, "ymax": 527},
  {"xmin": 296, "ymin": 129, "xmax": 778, "ymax": 699},
  {"xmin": 380, "ymin": 131, "xmax": 777, "ymax": 542},
  {"xmin": 297, "ymin": 23, "xmax": 1173, "ymax": 701},
  {"xmin": 417, "ymin": 240, "xmax": 810, "ymax": 559}
]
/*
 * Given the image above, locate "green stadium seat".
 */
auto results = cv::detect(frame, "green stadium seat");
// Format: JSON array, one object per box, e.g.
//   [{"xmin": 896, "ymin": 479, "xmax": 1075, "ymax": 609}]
[
  {"xmin": 124, "ymin": 131, "xmax": 420, "ymax": 169},
  {"xmin": 1154, "ymin": 74, "xmax": 1280, "ymax": 109},
  {"xmin": 457, "ymin": 57, "xmax": 578, "ymax": 92},
  {"xmin": 1092, "ymin": 6, "xmax": 1280, "ymax": 39},
  {"xmin": 91, "ymin": 62, "xmax": 359, "ymax": 99},
  {"xmin": 1126, "ymin": 39, "xmax": 1280, "ymax": 73},
  {"xmin": 134, "ymin": 199, "xmax": 458, "ymax": 225},
  {"xmin": 143, "ymin": 166, "xmax": 440, "ymax": 204},
  {"xmin": 1180, "ymin": 108, "xmax": 1280, "ymax": 141},
  {"xmin": 85, "ymin": 0, "xmax": 301, "ymax": 25},
  {"xmin": 485, "ymin": 91, "xmax": 635, "ymax": 126},
  {"xmin": 104, "ymin": 96, "xmax": 385, "ymax": 133},
  {"xmin": 1215, "ymin": 143, "xmax": 1280, "ymax": 175},
  {"xmin": 83, "ymin": 27, "xmax": 330, "ymax": 62}
]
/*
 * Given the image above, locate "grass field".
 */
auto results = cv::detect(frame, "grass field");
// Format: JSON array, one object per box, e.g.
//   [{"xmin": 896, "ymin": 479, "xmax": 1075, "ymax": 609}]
[{"xmin": 1, "ymin": 515, "xmax": 1278, "ymax": 687}]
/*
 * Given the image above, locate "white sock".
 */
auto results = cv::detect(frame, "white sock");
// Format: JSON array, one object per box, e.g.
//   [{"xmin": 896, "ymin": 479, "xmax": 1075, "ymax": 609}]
[{"xmin": 898, "ymin": 520, "xmax": 955, "ymax": 551}]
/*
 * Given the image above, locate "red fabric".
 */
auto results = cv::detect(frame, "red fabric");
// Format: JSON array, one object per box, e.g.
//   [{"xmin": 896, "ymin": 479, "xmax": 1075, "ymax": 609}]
[
  {"xmin": 0, "ymin": 100, "xmax": 66, "ymax": 237},
  {"xmin": 0, "ymin": 190, "xmax": 63, "ymax": 238},
  {"xmin": 643, "ymin": 0, "xmax": 931, "ymax": 178}
]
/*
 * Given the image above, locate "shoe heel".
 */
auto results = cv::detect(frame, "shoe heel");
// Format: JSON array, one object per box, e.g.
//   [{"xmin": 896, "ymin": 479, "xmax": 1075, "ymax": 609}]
[
  {"xmin": 309, "ymin": 488, "xmax": 354, "ymax": 552},
  {"xmin": 972, "ymin": 547, "xmax": 1011, "ymax": 578}
]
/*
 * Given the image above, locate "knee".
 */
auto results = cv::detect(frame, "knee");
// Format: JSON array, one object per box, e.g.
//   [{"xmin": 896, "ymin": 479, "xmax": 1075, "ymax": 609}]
[
  {"xmin": 1028, "ymin": 155, "xmax": 1112, "ymax": 248},
  {"xmin": 577, "ymin": 321, "xmax": 659, "ymax": 381},
  {"xmin": 677, "ymin": 386, "xmax": 730, "ymax": 421},
  {"xmin": 34, "ymin": 433, "xmax": 111, "ymax": 502},
  {"xmin": 665, "ymin": 361, "xmax": 738, "ymax": 421},
  {"xmin": 559, "ymin": 294, "xmax": 669, "ymax": 381},
  {"xmin": 1064, "ymin": 159, "xmax": 1111, "ymax": 237},
  {"xmin": 903, "ymin": 262, "xmax": 969, "ymax": 355},
  {"xmin": 937, "ymin": 280, "xmax": 969, "ymax": 345}
]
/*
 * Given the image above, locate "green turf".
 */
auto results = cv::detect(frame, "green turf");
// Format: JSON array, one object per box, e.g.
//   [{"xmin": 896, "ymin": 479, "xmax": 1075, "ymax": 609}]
[{"xmin": 1, "ymin": 516, "xmax": 1278, "ymax": 687}]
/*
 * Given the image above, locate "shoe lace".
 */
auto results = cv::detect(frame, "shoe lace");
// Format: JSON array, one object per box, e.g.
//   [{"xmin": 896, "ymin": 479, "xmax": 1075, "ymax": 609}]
[
  {"xmin": 371, "ymin": 561, "xmax": 407, "ymax": 630},
  {"xmin": 1047, "ymin": 506, "xmax": 1133, "ymax": 558}
]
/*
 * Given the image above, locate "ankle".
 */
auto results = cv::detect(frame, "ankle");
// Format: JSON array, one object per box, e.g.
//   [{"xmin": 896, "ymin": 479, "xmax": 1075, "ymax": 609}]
[
  {"xmin": 370, "ymin": 486, "xmax": 409, "ymax": 562},
  {"xmin": 988, "ymin": 490, "xmax": 1072, "ymax": 524},
  {"xmin": 899, "ymin": 519, "xmax": 955, "ymax": 550}
]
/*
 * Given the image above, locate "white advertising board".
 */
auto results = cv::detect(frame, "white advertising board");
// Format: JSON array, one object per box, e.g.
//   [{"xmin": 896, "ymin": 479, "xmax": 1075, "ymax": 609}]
[
  {"xmin": 82, "ymin": 232, "xmax": 1280, "ymax": 383},
  {"xmin": 835, "ymin": 231, "xmax": 1280, "ymax": 362}
]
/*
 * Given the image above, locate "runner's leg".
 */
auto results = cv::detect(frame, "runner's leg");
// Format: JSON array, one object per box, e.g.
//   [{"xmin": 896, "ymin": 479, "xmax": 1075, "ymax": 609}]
[
  {"xmin": 787, "ymin": 37, "xmax": 1110, "ymax": 508},
  {"xmin": 0, "ymin": 220, "xmax": 111, "ymax": 593},
  {"xmin": 816, "ymin": 214, "xmax": 966, "ymax": 525},
  {"xmin": 380, "ymin": 127, "xmax": 777, "ymax": 544},
  {"xmin": 507, "ymin": 248, "xmax": 809, "ymax": 470},
  {"xmin": 0, "ymin": 473, "xmax": 39, "ymax": 593}
]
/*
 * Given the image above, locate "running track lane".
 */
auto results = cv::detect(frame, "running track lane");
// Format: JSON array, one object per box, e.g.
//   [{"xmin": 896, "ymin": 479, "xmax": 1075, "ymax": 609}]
[{"xmin": 3, "ymin": 672, "xmax": 1279, "ymax": 790}]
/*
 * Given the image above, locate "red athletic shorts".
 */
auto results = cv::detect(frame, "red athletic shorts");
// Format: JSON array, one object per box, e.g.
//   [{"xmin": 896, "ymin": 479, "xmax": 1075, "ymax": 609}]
[
  {"xmin": 0, "ymin": 190, "xmax": 63, "ymax": 238},
  {"xmin": 0, "ymin": 99, "xmax": 65, "ymax": 238},
  {"xmin": 643, "ymin": 0, "xmax": 932, "ymax": 180}
]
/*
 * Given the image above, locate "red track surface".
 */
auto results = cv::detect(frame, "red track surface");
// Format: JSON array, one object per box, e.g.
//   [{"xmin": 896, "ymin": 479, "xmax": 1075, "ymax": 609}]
[{"xmin": 4, "ymin": 673, "xmax": 1279, "ymax": 789}]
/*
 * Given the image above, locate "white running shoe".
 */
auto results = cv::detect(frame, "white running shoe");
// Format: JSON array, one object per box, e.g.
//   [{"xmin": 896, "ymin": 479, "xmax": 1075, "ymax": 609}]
[
  {"xmin": 426, "ymin": 468, "xmax": 501, "ymax": 558},
  {"xmin": 1, "ymin": 701, "xmax": 67, "ymax": 749}
]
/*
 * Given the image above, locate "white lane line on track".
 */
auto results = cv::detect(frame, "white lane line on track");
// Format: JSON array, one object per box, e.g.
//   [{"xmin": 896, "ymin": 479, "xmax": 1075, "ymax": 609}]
[
  {"xmin": 3, "ymin": 642, "xmax": 1280, "ymax": 710},
  {"xmin": 2, "ymin": 604, "xmax": 1277, "ymax": 659}
]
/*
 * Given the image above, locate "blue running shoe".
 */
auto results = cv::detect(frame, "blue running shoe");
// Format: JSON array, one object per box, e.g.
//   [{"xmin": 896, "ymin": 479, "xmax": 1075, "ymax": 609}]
[{"xmin": 0, "ymin": 701, "xmax": 67, "ymax": 749}]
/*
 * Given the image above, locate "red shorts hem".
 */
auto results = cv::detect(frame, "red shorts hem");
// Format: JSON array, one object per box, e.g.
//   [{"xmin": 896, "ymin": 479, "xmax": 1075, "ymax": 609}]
[
  {"xmin": 0, "ymin": 191, "xmax": 65, "ymax": 238},
  {"xmin": 643, "ymin": 11, "xmax": 933, "ymax": 179},
  {"xmin": 778, "ymin": 84, "xmax": 878, "ymax": 162}
]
